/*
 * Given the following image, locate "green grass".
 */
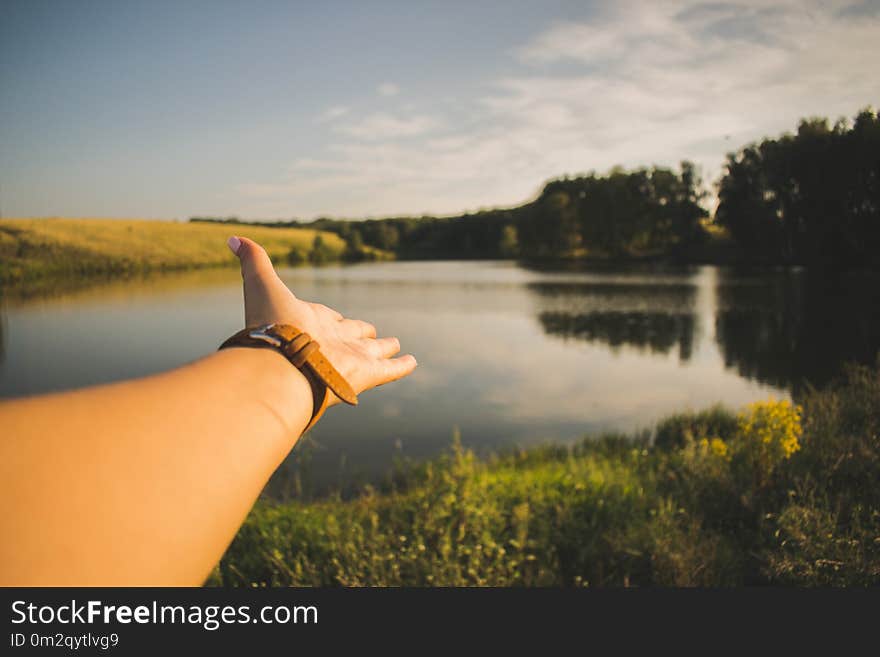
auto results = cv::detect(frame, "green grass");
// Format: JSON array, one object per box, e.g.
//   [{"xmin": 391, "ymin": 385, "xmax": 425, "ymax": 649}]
[
  {"xmin": 213, "ymin": 361, "xmax": 880, "ymax": 587},
  {"xmin": 0, "ymin": 217, "xmax": 350, "ymax": 285}
]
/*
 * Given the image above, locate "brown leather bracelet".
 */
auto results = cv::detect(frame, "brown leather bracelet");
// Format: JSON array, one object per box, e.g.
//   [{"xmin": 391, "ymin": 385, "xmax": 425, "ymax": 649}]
[{"xmin": 219, "ymin": 323, "xmax": 357, "ymax": 432}]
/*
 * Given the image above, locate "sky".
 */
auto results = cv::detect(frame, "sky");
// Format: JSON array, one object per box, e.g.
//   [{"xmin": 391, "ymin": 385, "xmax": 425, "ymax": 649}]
[{"xmin": 1, "ymin": 0, "xmax": 878, "ymax": 220}]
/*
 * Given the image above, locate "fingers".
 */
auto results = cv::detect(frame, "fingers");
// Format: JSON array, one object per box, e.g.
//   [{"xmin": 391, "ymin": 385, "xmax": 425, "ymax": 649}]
[
  {"xmin": 228, "ymin": 236, "xmax": 279, "ymax": 284},
  {"xmin": 341, "ymin": 318, "xmax": 377, "ymax": 339},
  {"xmin": 379, "ymin": 354, "xmax": 418, "ymax": 384},
  {"xmin": 367, "ymin": 336, "xmax": 401, "ymax": 359}
]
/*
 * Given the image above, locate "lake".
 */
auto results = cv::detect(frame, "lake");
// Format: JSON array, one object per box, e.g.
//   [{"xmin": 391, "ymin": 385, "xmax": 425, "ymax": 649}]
[{"xmin": 2, "ymin": 261, "xmax": 878, "ymax": 497}]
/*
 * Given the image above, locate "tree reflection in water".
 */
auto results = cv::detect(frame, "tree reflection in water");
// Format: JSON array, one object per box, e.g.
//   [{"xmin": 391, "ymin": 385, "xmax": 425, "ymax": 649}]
[
  {"xmin": 528, "ymin": 266, "xmax": 880, "ymax": 393},
  {"xmin": 539, "ymin": 310, "xmax": 695, "ymax": 361},
  {"xmin": 715, "ymin": 269, "xmax": 880, "ymax": 391},
  {"xmin": 528, "ymin": 277, "xmax": 698, "ymax": 361}
]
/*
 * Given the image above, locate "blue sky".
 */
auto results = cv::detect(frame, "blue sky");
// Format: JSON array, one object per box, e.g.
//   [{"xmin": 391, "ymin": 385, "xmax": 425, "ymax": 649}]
[{"xmin": 1, "ymin": 0, "xmax": 878, "ymax": 220}]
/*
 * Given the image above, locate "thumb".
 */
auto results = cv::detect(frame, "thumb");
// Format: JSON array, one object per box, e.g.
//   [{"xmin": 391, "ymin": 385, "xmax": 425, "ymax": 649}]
[
  {"xmin": 227, "ymin": 236, "xmax": 277, "ymax": 282},
  {"xmin": 227, "ymin": 236, "xmax": 289, "ymax": 326}
]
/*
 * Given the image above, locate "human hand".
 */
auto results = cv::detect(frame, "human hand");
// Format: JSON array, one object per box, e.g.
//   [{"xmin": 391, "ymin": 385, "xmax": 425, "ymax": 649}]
[{"xmin": 227, "ymin": 236, "xmax": 417, "ymax": 406}]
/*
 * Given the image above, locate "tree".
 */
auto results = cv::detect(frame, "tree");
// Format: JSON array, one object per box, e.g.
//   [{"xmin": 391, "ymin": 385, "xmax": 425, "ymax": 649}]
[
  {"xmin": 517, "ymin": 164, "xmax": 710, "ymax": 258},
  {"xmin": 343, "ymin": 227, "xmax": 366, "ymax": 261},
  {"xmin": 498, "ymin": 224, "xmax": 519, "ymax": 257},
  {"xmin": 716, "ymin": 108, "xmax": 880, "ymax": 267},
  {"xmin": 309, "ymin": 234, "xmax": 335, "ymax": 264}
]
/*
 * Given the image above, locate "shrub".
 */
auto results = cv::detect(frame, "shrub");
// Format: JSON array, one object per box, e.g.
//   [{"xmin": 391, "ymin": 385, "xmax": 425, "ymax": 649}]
[
  {"xmin": 765, "ymin": 504, "xmax": 880, "ymax": 586},
  {"xmin": 654, "ymin": 405, "xmax": 738, "ymax": 450},
  {"xmin": 286, "ymin": 248, "xmax": 306, "ymax": 265},
  {"xmin": 308, "ymin": 235, "xmax": 336, "ymax": 264},
  {"xmin": 730, "ymin": 399, "xmax": 802, "ymax": 493}
]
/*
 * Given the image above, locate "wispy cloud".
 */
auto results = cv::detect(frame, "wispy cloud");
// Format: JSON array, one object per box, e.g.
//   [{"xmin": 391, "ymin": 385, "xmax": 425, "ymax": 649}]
[
  {"xmin": 238, "ymin": 0, "xmax": 880, "ymax": 218},
  {"xmin": 336, "ymin": 113, "xmax": 440, "ymax": 140},
  {"xmin": 497, "ymin": 0, "xmax": 880, "ymax": 174},
  {"xmin": 377, "ymin": 82, "xmax": 400, "ymax": 97},
  {"xmin": 316, "ymin": 105, "xmax": 350, "ymax": 123}
]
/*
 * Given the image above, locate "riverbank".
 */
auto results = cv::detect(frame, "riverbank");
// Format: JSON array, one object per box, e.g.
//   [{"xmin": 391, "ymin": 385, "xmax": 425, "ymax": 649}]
[
  {"xmin": 214, "ymin": 361, "xmax": 879, "ymax": 586},
  {"xmin": 195, "ymin": 216, "xmax": 791, "ymax": 268},
  {"xmin": 0, "ymin": 218, "xmax": 361, "ymax": 286}
]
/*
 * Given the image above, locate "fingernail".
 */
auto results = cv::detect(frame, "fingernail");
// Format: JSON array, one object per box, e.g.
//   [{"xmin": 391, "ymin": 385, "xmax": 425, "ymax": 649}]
[{"xmin": 227, "ymin": 236, "xmax": 242, "ymax": 255}]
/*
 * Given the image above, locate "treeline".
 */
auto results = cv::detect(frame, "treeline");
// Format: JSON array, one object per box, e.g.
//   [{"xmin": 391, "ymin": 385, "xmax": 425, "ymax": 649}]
[
  {"xmin": 193, "ymin": 162, "xmax": 708, "ymax": 261},
  {"xmin": 517, "ymin": 162, "xmax": 707, "ymax": 258},
  {"xmin": 717, "ymin": 108, "xmax": 880, "ymax": 267},
  {"xmin": 195, "ymin": 211, "xmax": 520, "ymax": 259},
  {"xmin": 313, "ymin": 211, "xmax": 519, "ymax": 259},
  {"xmin": 310, "ymin": 162, "xmax": 707, "ymax": 259},
  {"xmin": 192, "ymin": 107, "xmax": 880, "ymax": 268}
]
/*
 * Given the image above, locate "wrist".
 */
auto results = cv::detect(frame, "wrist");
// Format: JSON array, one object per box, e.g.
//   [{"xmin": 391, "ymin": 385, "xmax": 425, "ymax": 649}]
[
  {"xmin": 215, "ymin": 347, "xmax": 314, "ymax": 438},
  {"xmin": 218, "ymin": 323, "xmax": 358, "ymax": 433}
]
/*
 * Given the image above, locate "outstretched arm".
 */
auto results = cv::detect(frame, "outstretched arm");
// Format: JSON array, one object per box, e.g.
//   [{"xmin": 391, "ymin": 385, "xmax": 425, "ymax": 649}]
[{"xmin": 0, "ymin": 237, "xmax": 417, "ymax": 586}]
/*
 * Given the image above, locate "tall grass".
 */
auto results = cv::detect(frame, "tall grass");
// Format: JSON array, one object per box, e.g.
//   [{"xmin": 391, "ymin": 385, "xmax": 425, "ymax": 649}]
[
  {"xmin": 213, "ymin": 361, "xmax": 880, "ymax": 587},
  {"xmin": 0, "ymin": 218, "xmax": 348, "ymax": 284}
]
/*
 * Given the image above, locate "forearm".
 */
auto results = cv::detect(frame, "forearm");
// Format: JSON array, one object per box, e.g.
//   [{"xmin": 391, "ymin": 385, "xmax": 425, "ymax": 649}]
[
  {"xmin": 0, "ymin": 347, "xmax": 311, "ymax": 586},
  {"xmin": 0, "ymin": 236, "xmax": 416, "ymax": 586}
]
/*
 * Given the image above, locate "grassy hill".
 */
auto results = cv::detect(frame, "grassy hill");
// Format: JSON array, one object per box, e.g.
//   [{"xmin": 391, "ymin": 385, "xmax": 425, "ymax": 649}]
[{"xmin": 0, "ymin": 218, "xmax": 349, "ymax": 285}]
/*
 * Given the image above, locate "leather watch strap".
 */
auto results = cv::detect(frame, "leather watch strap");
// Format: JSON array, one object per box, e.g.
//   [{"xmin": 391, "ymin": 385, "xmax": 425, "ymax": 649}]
[{"xmin": 219, "ymin": 323, "xmax": 357, "ymax": 432}]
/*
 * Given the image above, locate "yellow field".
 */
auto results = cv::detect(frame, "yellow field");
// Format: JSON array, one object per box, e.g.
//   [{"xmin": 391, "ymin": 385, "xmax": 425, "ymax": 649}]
[{"xmin": 0, "ymin": 218, "xmax": 347, "ymax": 284}]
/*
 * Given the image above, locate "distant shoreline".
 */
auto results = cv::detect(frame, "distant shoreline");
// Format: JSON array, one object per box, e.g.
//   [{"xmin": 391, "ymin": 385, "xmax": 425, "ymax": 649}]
[{"xmin": 1, "ymin": 217, "xmax": 873, "ymax": 298}]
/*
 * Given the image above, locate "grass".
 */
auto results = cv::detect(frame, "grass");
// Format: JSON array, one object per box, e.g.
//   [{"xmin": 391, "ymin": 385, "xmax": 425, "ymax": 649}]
[
  {"xmin": 0, "ymin": 217, "xmax": 350, "ymax": 285},
  {"xmin": 213, "ymin": 360, "xmax": 880, "ymax": 587}
]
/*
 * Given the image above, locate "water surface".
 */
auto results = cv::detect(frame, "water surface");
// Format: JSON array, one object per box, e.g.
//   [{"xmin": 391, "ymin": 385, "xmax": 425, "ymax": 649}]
[{"xmin": 2, "ymin": 261, "xmax": 877, "ymax": 496}]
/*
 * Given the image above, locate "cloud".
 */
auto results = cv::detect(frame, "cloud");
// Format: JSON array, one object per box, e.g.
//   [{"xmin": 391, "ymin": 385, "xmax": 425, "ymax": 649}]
[
  {"xmin": 336, "ymin": 113, "xmax": 439, "ymax": 140},
  {"xmin": 237, "ymin": 0, "xmax": 880, "ymax": 218},
  {"xmin": 316, "ymin": 105, "xmax": 350, "ymax": 123},
  {"xmin": 501, "ymin": 1, "xmax": 880, "ymax": 168},
  {"xmin": 377, "ymin": 82, "xmax": 400, "ymax": 96}
]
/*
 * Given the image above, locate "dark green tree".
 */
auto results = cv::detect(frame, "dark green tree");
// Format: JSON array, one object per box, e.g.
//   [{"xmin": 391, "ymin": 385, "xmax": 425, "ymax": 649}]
[{"xmin": 716, "ymin": 108, "xmax": 880, "ymax": 267}]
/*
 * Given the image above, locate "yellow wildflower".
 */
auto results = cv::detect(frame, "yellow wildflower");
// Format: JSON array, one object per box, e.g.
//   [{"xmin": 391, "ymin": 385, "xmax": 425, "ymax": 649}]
[
  {"xmin": 737, "ymin": 398, "xmax": 803, "ymax": 464},
  {"xmin": 697, "ymin": 437, "xmax": 731, "ymax": 461}
]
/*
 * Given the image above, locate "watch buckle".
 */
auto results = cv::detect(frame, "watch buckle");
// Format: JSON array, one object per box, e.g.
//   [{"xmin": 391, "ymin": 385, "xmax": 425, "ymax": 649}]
[{"xmin": 248, "ymin": 323, "xmax": 282, "ymax": 347}]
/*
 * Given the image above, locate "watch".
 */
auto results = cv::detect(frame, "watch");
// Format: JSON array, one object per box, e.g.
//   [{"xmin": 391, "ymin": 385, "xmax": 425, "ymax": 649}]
[{"xmin": 219, "ymin": 323, "xmax": 358, "ymax": 432}]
